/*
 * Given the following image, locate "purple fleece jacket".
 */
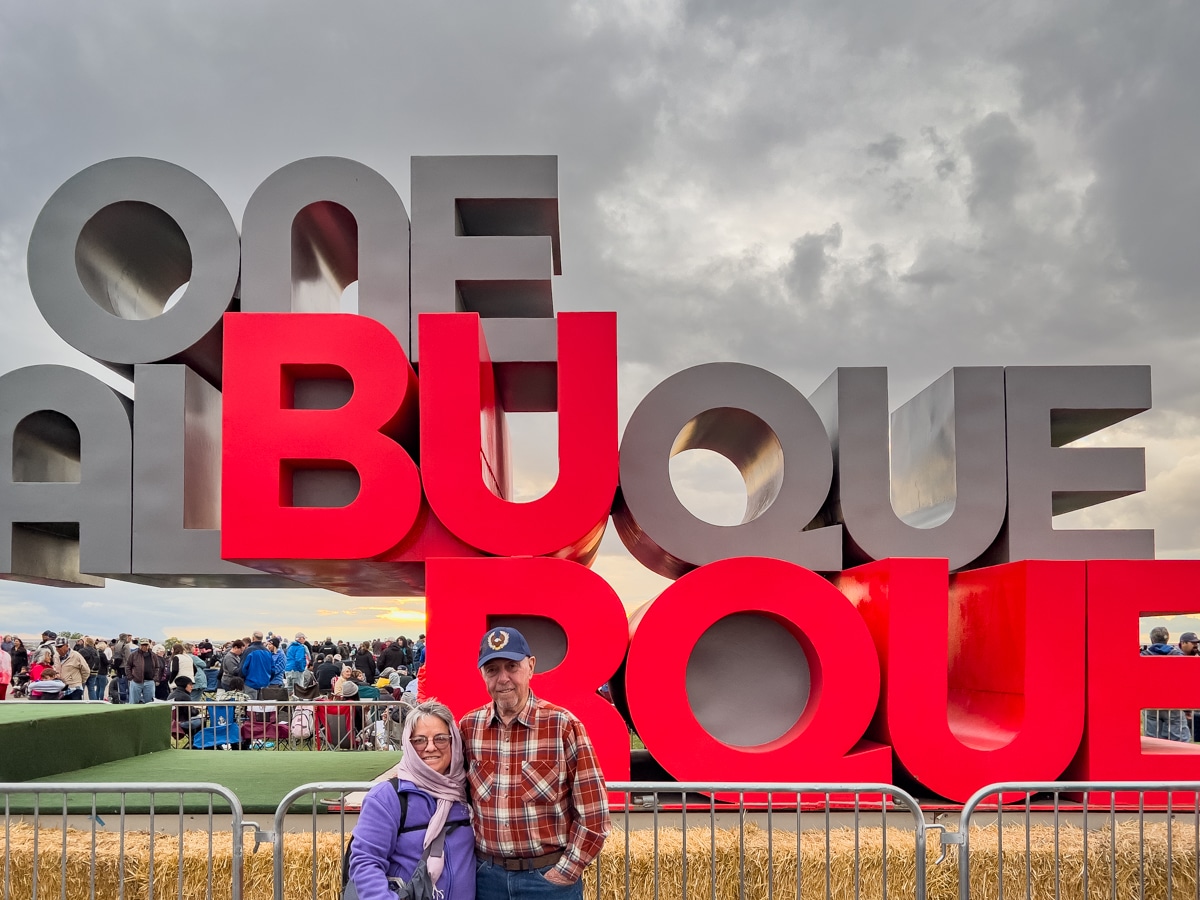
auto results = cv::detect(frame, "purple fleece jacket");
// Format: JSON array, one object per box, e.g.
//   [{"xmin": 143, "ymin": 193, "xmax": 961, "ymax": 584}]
[{"xmin": 347, "ymin": 779, "xmax": 475, "ymax": 900}]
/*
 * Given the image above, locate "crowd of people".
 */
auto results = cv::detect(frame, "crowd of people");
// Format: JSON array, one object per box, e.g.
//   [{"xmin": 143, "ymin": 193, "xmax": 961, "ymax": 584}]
[
  {"xmin": 0, "ymin": 630, "xmax": 428, "ymax": 704},
  {"xmin": 0, "ymin": 624, "xmax": 610, "ymax": 899}
]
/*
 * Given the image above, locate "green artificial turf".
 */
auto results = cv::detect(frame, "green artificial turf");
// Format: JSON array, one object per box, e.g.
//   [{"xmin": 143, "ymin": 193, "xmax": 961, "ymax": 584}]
[
  {"xmin": 17, "ymin": 749, "xmax": 403, "ymax": 814},
  {"xmin": 0, "ymin": 702, "xmax": 121, "ymax": 723}
]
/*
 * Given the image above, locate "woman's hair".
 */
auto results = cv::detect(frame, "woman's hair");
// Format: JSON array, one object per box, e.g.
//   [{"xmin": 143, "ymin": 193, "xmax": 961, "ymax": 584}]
[
  {"xmin": 13, "ymin": 637, "xmax": 22, "ymax": 648},
  {"xmin": 172, "ymin": 644, "xmax": 184, "ymax": 655},
  {"xmin": 84, "ymin": 636, "xmax": 95, "ymax": 647},
  {"xmin": 408, "ymin": 699, "xmax": 455, "ymax": 735},
  {"xmin": 359, "ymin": 641, "xmax": 370, "ymax": 653},
  {"xmin": 349, "ymin": 669, "xmax": 365, "ymax": 682},
  {"xmin": 35, "ymin": 648, "xmax": 53, "ymax": 664}
]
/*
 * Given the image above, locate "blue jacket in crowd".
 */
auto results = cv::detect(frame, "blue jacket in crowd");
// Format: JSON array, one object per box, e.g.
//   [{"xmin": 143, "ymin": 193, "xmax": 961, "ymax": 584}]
[
  {"xmin": 240, "ymin": 641, "xmax": 274, "ymax": 690},
  {"xmin": 285, "ymin": 641, "xmax": 309, "ymax": 673}
]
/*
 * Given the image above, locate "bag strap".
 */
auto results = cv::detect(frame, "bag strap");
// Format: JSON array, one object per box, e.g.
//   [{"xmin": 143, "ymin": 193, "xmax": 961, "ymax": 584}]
[{"xmin": 389, "ymin": 777, "xmax": 410, "ymax": 833}]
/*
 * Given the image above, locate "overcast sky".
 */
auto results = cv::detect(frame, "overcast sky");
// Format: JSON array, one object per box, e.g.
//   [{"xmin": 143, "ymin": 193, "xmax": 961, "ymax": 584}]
[{"xmin": 1, "ymin": 1, "xmax": 1197, "ymax": 643}]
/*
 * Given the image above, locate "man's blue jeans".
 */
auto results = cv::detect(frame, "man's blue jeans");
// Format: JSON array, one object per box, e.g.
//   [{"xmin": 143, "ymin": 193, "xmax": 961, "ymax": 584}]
[
  {"xmin": 130, "ymin": 681, "xmax": 156, "ymax": 704},
  {"xmin": 475, "ymin": 857, "xmax": 582, "ymax": 900},
  {"xmin": 1143, "ymin": 708, "xmax": 1191, "ymax": 742}
]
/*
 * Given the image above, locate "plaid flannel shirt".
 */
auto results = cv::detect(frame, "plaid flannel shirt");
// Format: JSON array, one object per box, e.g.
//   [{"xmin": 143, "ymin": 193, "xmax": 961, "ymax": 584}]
[{"xmin": 460, "ymin": 693, "xmax": 609, "ymax": 882}]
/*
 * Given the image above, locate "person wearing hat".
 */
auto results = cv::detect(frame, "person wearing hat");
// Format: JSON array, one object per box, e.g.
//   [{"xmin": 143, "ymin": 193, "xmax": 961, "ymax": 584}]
[
  {"xmin": 1180, "ymin": 632, "xmax": 1200, "ymax": 740},
  {"xmin": 460, "ymin": 626, "xmax": 609, "ymax": 898},
  {"xmin": 53, "ymin": 636, "xmax": 90, "ymax": 700},
  {"xmin": 127, "ymin": 638, "xmax": 164, "ymax": 704},
  {"xmin": 167, "ymin": 675, "xmax": 204, "ymax": 742}
]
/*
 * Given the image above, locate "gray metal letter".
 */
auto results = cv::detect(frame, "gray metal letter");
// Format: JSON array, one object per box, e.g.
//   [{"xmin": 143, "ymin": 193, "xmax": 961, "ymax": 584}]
[
  {"xmin": 0, "ymin": 366, "xmax": 132, "ymax": 587},
  {"xmin": 613, "ymin": 363, "xmax": 842, "ymax": 578},
  {"xmin": 130, "ymin": 365, "xmax": 298, "ymax": 587},
  {"xmin": 240, "ymin": 157, "xmax": 411, "ymax": 354},
  {"xmin": 993, "ymin": 365, "xmax": 1153, "ymax": 562},
  {"xmin": 26, "ymin": 158, "xmax": 240, "ymax": 385},
  {"xmin": 410, "ymin": 156, "xmax": 560, "ymax": 410},
  {"xmin": 810, "ymin": 367, "xmax": 1008, "ymax": 570}
]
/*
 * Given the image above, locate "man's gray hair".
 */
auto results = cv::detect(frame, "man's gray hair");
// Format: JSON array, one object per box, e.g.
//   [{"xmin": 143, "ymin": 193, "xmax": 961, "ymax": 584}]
[
  {"xmin": 1150, "ymin": 626, "xmax": 1171, "ymax": 644},
  {"xmin": 408, "ymin": 699, "xmax": 456, "ymax": 733}
]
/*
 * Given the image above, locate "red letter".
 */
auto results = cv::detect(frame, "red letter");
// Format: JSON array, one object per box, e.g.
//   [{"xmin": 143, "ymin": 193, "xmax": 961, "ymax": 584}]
[
  {"xmin": 839, "ymin": 558, "xmax": 1086, "ymax": 802},
  {"xmin": 423, "ymin": 556, "xmax": 631, "ymax": 782},
  {"xmin": 625, "ymin": 557, "xmax": 891, "ymax": 789},
  {"xmin": 221, "ymin": 312, "xmax": 420, "ymax": 563},
  {"xmin": 419, "ymin": 312, "xmax": 616, "ymax": 560},
  {"xmin": 1068, "ymin": 560, "xmax": 1200, "ymax": 806}
]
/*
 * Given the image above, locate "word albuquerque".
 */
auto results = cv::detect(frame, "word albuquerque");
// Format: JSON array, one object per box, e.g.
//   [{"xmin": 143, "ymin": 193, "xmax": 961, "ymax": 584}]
[{"xmin": 1, "ymin": 155, "xmax": 1192, "ymax": 803}]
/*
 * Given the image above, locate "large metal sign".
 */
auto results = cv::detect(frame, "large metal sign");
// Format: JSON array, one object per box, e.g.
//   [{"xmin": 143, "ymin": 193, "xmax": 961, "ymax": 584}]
[{"xmin": 3, "ymin": 155, "xmax": 1191, "ymax": 802}]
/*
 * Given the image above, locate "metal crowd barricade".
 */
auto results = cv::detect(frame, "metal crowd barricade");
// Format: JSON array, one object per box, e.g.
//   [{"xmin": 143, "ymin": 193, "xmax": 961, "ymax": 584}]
[
  {"xmin": 269, "ymin": 781, "xmax": 378, "ymax": 900},
  {"xmin": 1, "ymin": 781, "xmax": 249, "ymax": 900},
  {"xmin": 948, "ymin": 781, "xmax": 1200, "ymax": 900},
  {"xmin": 269, "ymin": 780, "xmax": 932, "ymax": 900},
  {"xmin": 169, "ymin": 698, "xmax": 409, "ymax": 751}
]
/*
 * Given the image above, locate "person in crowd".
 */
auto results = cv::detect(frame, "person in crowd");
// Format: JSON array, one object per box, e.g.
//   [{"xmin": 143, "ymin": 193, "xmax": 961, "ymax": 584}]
[
  {"xmin": 355, "ymin": 641, "xmax": 378, "ymax": 683},
  {"xmin": 378, "ymin": 637, "xmax": 406, "ymax": 673},
  {"xmin": 338, "ymin": 679, "xmax": 368, "ymax": 734},
  {"xmin": 195, "ymin": 638, "xmax": 214, "ymax": 666},
  {"xmin": 154, "ymin": 644, "xmax": 172, "ymax": 700},
  {"xmin": 352, "ymin": 668, "xmax": 381, "ymax": 701},
  {"xmin": 285, "ymin": 632, "xmax": 310, "ymax": 694},
  {"xmin": 347, "ymin": 699, "xmax": 473, "ymax": 900},
  {"xmin": 394, "ymin": 665, "xmax": 415, "ymax": 692},
  {"xmin": 169, "ymin": 642, "xmax": 196, "ymax": 688},
  {"xmin": 9, "ymin": 636, "xmax": 28, "ymax": 688},
  {"xmin": 267, "ymin": 636, "xmax": 287, "ymax": 689},
  {"xmin": 240, "ymin": 631, "xmax": 273, "ymax": 699},
  {"xmin": 95, "ymin": 638, "xmax": 112, "ymax": 700},
  {"xmin": 112, "ymin": 633, "xmax": 132, "ymax": 704},
  {"xmin": 220, "ymin": 640, "xmax": 245, "ymax": 689},
  {"xmin": 316, "ymin": 654, "xmax": 341, "ymax": 694},
  {"xmin": 78, "ymin": 636, "xmax": 102, "ymax": 700},
  {"xmin": 1142, "ymin": 626, "xmax": 1192, "ymax": 741},
  {"xmin": 0, "ymin": 640, "xmax": 11, "ymax": 700},
  {"xmin": 28, "ymin": 647, "xmax": 59, "ymax": 698},
  {"xmin": 1180, "ymin": 631, "xmax": 1200, "ymax": 740},
  {"xmin": 214, "ymin": 674, "xmax": 252, "ymax": 725},
  {"xmin": 461, "ymin": 626, "xmax": 608, "ymax": 899},
  {"xmin": 127, "ymin": 638, "xmax": 163, "ymax": 704},
  {"xmin": 54, "ymin": 636, "xmax": 90, "ymax": 700},
  {"xmin": 168, "ymin": 675, "xmax": 205, "ymax": 742}
]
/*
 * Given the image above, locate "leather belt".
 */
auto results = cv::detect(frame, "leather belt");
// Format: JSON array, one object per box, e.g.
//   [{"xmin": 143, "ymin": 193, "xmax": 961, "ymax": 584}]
[{"xmin": 476, "ymin": 849, "xmax": 564, "ymax": 871}]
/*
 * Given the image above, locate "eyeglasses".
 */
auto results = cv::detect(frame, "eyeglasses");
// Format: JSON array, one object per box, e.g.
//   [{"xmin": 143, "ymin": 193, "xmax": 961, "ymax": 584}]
[{"xmin": 410, "ymin": 734, "xmax": 451, "ymax": 749}]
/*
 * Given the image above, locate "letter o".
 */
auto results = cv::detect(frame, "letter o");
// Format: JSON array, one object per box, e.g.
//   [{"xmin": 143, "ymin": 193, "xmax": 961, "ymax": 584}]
[
  {"xmin": 614, "ymin": 363, "xmax": 842, "ymax": 578},
  {"xmin": 27, "ymin": 158, "xmax": 240, "ymax": 385},
  {"xmin": 624, "ymin": 557, "xmax": 891, "ymax": 785}
]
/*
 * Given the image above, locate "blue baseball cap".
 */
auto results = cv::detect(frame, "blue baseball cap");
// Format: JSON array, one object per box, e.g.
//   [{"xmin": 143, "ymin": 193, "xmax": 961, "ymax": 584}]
[{"xmin": 477, "ymin": 626, "xmax": 532, "ymax": 667}]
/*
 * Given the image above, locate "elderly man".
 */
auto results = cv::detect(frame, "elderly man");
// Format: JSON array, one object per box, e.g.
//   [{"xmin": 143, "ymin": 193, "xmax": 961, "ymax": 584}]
[
  {"xmin": 53, "ymin": 637, "xmax": 90, "ymax": 701},
  {"xmin": 127, "ymin": 638, "xmax": 163, "ymax": 704},
  {"xmin": 459, "ymin": 626, "xmax": 609, "ymax": 899}
]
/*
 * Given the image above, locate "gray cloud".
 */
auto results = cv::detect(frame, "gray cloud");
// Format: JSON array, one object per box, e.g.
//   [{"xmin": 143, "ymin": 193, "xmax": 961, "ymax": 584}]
[{"xmin": 2, "ymin": 0, "xmax": 1200, "ymax": 636}]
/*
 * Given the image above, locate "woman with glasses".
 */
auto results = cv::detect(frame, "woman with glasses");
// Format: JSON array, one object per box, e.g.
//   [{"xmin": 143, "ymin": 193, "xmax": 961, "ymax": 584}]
[{"xmin": 347, "ymin": 699, "xmax": 474, "ymax": 899}]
